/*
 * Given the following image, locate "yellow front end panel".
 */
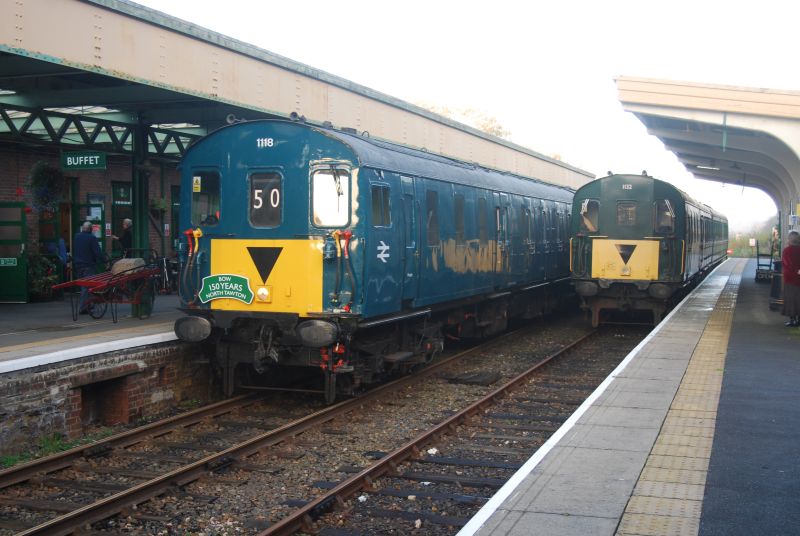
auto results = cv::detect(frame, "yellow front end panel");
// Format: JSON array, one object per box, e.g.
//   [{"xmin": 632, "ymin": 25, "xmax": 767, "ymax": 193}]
[
  {"xmin": 209, "ymin": 239, "xmax": 323, "ymax": 314},
  {"xmin": 591, "ymin": 239, "xmax": 660, "ymax": 280}
]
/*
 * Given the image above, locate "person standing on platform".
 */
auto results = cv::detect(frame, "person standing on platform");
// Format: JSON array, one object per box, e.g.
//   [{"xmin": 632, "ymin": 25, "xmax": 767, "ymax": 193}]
[
  {"xmin": 73, "ymin": 221, "xmax": 103, "ymax": 314},
  {"xmin": 781, "ymin": 230, "xmax": 800, "ymax": 327},
  {"xmin": 113, "ymin": 218, "xmax": 133, "ymax": 255}
]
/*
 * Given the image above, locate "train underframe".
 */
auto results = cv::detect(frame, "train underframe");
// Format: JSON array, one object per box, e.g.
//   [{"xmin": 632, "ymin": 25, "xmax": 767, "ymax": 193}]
[
  {"xmin": 580, "ymin": 284, "xmax": 674, "ymax": 328},
  {"xmin": 201, "ymin": 281, "xmax": 570, "ymax": 403},
  {"xmin": 578, "ymin": 262, "xmax": 724, "ymax": 327}
]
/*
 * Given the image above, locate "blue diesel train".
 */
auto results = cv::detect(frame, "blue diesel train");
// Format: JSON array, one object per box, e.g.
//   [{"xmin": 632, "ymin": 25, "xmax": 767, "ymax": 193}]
[{"xmin": 174, "ymin": 119, "xmax": 575, "ymax": 401}]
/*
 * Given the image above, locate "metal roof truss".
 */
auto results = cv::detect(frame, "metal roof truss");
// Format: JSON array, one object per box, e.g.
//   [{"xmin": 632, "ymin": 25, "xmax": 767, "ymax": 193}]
[{"xmin": 0, "ymin": 102, "xmax": 200, "ymax": 159}]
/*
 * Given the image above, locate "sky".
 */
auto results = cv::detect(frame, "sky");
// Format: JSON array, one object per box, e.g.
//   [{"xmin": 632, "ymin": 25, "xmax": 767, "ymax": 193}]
[{"xmin": 134, "ymin": 0, "xmax": 798, "ymax": 232}]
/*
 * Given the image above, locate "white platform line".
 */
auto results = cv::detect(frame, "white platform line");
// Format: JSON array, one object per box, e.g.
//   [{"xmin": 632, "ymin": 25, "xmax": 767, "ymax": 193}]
[{"xmin": 0, "ymin": 332, "xmax": 178, "ymax": 374}]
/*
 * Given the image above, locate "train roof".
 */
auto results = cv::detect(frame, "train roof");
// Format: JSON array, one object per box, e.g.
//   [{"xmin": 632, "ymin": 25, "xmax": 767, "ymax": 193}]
[
  {"xmin": 326, "ymin": 125, "xmax": 574, "ymax": 202},
  {"xmin": 575, "ymin": 174, "xmax": 727, "ymax": 222},
  {"xmin": 191, "ymin": 120, "xmax": 574, "ymax": 203}
]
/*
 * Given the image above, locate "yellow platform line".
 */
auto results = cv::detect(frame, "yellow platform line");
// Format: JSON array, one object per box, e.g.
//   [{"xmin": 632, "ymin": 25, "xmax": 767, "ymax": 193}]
[{"xmin": 616, "ymin": 258, "xmax": 745, "ymax": 536}]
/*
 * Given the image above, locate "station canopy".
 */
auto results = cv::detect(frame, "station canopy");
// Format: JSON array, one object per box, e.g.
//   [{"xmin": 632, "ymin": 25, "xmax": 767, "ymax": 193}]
[
  {"xmin": 0, "ymin": 50, "xmax": 273, "ymax": 160},
  {"xmin": 617, "ymin": 76, "xmax": 800, "ymax": 229}
]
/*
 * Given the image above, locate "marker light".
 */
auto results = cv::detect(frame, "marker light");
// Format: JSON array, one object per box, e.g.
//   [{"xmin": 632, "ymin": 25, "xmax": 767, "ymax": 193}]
[{"xmin": 257, "ymin": 287, "xmax": 271, "ymax": 302}]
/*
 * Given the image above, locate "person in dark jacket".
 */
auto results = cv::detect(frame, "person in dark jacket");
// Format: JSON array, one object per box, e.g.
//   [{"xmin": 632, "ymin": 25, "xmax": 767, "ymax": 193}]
[
  {"xmin": 73, "ymin": 221, "xmax": 103, "ymax": 314},
  {"xmin": 112, "ymin": 218, "xmax": 133, "ymax": 254},
  {"xmin": 782, "ymin": 230, "xmax": 800, "ymax": 327}
]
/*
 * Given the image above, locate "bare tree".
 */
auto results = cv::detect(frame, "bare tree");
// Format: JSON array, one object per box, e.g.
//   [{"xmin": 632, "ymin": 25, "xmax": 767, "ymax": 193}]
[{"xmin": 418, "ymin": 103, "xmax": 511, "ymax": 139}]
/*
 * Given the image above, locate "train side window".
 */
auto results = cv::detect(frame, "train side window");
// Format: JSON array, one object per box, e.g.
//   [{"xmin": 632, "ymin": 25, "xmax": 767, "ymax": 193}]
[
  {"xmin": 556, "ymin": 210, "xmax": 563, "ymax": 241},
  {"xmin": 371, "ymin": 185, "xmax": 391, "ymax": 227},
  {"xmin": 520, "ymin": 207, "xmax": 531, "ymax": 241},
  {"xmin": 616, "ymin": 201, "xmax": 637, "ymax": 226},
  {"xmin": 191, "ymin": 170, "xmax": 220, "ymax": 226},
  {"xmin": 477, "ymin": 197, "xmax": 488, "ymax": 244},
  {"xmin": 312, "ymin": 168, "xmax": 350, "ymax": 227},
  {"xmin": 654, "ymin": 199, "xmax": 674, "ymax": 233},
  {"xmin": 426, "ymin": 189, "xmax": 439, "ymax": 246},
  {"xmin": 454, "ymin": 194, "xmax": 465, "ymax": 245},
  {"xmin": 249, "ymin": 172, "xmax": 282, "ymax": 227},
  {"xmin": 579, "ymin": 199, "xmax": 599, "ymax": 232}
]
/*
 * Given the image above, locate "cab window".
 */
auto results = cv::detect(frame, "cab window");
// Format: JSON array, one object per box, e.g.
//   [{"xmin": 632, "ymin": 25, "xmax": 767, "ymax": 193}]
[
  {"xmin": 654, "ymin": 199, "xmax": 675, "ymax": 233},
  {"xmin": 579, "ymin": 199, "xmax": 599, "ymax": 232},
  {"xmin": 617, "ymin": 201, "xmax": 637, "ymax": 226},
  {"xmin": 312, "ymin": 167, "xmax": 350, "ymax": 227},
  {"xmin": 191, "ymin": 170, "xmax": 220, "ymax": 226},
  {"xmin": 249, "ymin": 172, "xmax": 282, "ymax": 227}
]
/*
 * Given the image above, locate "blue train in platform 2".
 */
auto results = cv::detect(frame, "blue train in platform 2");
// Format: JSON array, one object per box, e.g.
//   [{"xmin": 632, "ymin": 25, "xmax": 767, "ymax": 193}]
[
  {"xmin": 570, "ymin": 173, "xmax": 728, "ymax": 327},
  {"xmin": 174, "ymin": 119, "xmax": 574, "ymax": 402}
]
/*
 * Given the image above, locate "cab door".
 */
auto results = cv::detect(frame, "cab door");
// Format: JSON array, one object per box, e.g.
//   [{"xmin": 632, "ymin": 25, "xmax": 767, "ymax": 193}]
[{"xmin": 365, "ymin": 172, "xmax": 402, "ymax": 316}]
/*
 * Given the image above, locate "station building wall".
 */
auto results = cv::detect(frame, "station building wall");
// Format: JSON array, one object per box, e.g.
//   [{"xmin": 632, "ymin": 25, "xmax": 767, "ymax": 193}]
[{"xmin": 0, "ymin": 143, "xmax": 181, "ymax": 260}]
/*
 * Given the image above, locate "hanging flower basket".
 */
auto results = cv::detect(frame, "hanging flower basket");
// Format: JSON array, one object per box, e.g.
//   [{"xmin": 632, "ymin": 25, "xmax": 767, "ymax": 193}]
[
  {"xmin": 28, "ymin": 161, "xmax": 65, "ymax": 213},
  {"xmin": 149, "ymin": 198, "xmax": 168, "ymax": 212}
]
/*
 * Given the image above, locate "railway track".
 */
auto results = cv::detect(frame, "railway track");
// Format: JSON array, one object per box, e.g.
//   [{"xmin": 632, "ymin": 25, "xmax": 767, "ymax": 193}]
[
  {"xmin": 0, "ymin": 320, "xmax": 644, "ymax": 535},
  {"xmin": 263, "ymin": 327, "xmax": 644, "ymax": 535}
]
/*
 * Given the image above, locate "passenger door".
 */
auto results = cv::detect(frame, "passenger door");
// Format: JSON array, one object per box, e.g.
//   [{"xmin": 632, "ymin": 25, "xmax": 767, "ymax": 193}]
[
  {"xmin": 493, "ymin": 192, "xmax": 510, "ymax": 287},
  {"xmin": 530, "ymin": 199, "xmax": 545, "ymax": 281},
  {"xmin": 543, "ymin": 202, "xmax": 558, "ymax": 279},
  {"xmin": 400, "ymin": 175, "xmax": 418, "ymax": 302}
]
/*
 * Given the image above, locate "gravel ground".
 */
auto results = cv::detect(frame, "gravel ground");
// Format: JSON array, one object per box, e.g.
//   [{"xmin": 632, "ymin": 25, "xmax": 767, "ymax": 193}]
[{"xmin": 0, "ymin": 312, "xmax": 648, "ymax": 536}]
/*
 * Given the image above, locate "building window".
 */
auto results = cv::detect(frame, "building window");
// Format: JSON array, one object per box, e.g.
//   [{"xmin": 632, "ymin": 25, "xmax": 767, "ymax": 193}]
[{"xmin": 111, "ymin": 182, "xmax": 132, "ymax": 255}]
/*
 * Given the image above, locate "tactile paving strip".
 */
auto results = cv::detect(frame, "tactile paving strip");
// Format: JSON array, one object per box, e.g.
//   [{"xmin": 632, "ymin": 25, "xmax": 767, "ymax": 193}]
[{"xmin": 616, "ymin": 259, "xmax": 745, "ymax": 536}]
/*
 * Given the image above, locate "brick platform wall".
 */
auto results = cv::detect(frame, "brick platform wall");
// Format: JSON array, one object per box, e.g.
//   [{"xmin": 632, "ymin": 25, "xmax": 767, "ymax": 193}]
[{"xmin": 0, "ymin": 342, "xmax": 214, "ymax": 453}]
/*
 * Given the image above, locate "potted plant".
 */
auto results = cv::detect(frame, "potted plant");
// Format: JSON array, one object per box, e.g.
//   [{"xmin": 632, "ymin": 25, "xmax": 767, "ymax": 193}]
[{"xmin": 27, "ymin": 254, "xmax": 60, "ymax": 301}]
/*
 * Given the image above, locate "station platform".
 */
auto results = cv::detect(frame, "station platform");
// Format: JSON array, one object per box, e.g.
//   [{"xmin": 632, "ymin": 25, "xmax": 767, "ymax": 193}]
[
  {"xmin": 0, "ymin": 293, "xmax": 179, "ymax": 374},
  {"xmin": 460, "ymin": 257, "xmax": 800, "ymax": 536}
]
